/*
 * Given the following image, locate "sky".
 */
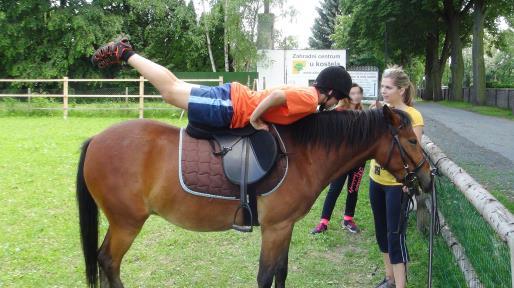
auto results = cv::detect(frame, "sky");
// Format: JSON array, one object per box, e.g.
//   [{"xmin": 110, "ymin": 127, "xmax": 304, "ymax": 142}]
[
  {"xmin": 191, "ymin": 0, "xmax": 321, "ymax": 49},
  {"xmin": 274, "ymin": 0, "xmax": 322, "ymax": 49}
]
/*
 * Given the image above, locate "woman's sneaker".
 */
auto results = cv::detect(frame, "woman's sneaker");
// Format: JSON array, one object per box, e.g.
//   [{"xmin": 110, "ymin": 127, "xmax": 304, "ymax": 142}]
[
  {"xmin": 375, "ymin": 278, "xmax": 396, "ymax": 288},
  {"xmin": 310, "ymin": 223, "xmax": 328, "ymax": 234},
  {"xmin": 91, "ymin": 37, "xmax": 133, "ymax": 69},
  {"xmin": 342, "ymin": 219, "xmax": 359, "ymax": 233}
]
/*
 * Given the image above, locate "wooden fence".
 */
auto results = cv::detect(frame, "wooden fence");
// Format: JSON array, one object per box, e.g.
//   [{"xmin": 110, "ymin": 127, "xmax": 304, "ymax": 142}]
[
  {"xmin": 422, "ymin": 135, "xmax": 514, "ymax": 287},
  {"xmin": 419, "ymin": 87, "xmax": 514, "ymax": 112},
  {"xmin": 0, "ymin": 77, "xmax": 224, "ymax": 119}
]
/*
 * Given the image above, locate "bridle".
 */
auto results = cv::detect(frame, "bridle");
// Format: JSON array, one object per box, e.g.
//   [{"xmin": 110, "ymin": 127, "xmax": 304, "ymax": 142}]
[{"xmin": 383, "ymin": 124, "xmax": 427, "ymax": 187}]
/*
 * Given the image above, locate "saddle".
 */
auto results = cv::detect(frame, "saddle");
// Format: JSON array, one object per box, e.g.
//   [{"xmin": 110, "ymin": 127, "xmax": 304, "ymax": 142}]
[{"xmin": 183, "ymin": 122, "xmax": 286, "ymax": 232}]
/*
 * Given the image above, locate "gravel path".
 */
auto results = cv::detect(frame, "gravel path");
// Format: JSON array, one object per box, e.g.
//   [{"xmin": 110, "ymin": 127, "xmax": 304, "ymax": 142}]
[{"xmin": 416, "ymin": 102, "xmax": 514, "ymax": 201}]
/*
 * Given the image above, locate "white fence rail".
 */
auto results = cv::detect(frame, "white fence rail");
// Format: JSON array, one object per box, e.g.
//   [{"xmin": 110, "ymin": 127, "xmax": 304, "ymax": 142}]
[{"xmin": 0, "ymin": 77, "xmax": 224, "ymax": 119}]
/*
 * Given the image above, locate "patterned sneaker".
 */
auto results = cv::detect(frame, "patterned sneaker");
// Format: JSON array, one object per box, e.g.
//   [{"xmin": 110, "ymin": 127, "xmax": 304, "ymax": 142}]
[
  {"xmin": 91, "ymin": 37, "xmax": 133, "ymax": 69},
  {"xmin": 310, "ymin": 223, "xmax": 328, "ymax": 234},
  {"xmin": 375, "ymin": 278, "xmax": 396, "ymax": 288},
  {"xmin": 342, "ymin": 219, "xmax": 359, "ymax": 233}
]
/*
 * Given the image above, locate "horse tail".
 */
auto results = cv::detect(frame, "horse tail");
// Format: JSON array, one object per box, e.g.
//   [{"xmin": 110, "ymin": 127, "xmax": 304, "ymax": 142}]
[{"xmin": 76, "ymin": 138, "xmax": 98, "ymax": 288}]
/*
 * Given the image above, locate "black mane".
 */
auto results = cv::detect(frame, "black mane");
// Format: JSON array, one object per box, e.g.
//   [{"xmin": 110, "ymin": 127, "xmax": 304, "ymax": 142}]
[{"xmin": 288, "ymin": 108, "xmax": 412, "ymax": 151}]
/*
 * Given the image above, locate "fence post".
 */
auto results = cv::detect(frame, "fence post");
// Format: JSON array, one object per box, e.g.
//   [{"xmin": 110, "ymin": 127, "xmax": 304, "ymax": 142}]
[
  {"xmin": 416, "ymin": 194, "xmax": 431, "ymax": 235},
  {"xmin": 125, "ymin": 87, "xmax": 129, "ymax": 105},
  {"xmin": 139, "ymin": 76, "xmax": 144, "ymax": 119},
  {"xmin": 219, "ymin": 76, "xmax": 224, "ymax": 86},
  {"xmin": 253, "ymin": 78, "xmax": 258, "ymax": 91},
  {"xmin": 63, "ymin": 77, "xmax": 69, "ymax": 119},
  {"xmin": 27, "ymin": 88, "xmax": 31, "ymax": 111}
]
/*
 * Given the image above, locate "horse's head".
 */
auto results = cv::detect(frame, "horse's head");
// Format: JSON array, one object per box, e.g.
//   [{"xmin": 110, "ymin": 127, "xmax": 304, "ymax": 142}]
[{"xmin": 374, "ymin": 105, "xmax": 432, "ymax": 193}]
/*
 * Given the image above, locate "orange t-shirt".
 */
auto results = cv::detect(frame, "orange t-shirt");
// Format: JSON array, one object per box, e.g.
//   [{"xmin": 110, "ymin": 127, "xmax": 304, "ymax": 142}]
[{"xmin": 229, "ymin": 82, "xmax": 319, "ymax": 128}]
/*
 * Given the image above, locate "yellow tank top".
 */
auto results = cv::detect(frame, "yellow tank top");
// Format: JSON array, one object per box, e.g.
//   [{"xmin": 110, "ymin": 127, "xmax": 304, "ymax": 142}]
[{"xmin": 369, "ymin": 106, "xmax": 424, "ymax": 186}]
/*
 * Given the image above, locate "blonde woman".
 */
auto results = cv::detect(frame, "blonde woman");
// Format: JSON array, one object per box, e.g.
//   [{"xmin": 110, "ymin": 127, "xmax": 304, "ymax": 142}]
[{"xmin": 369, "ymin": 66, "xmax": 423, "ymax": 288}]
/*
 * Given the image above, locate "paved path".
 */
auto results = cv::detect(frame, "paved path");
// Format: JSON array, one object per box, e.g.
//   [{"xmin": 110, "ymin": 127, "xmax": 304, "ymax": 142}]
[
  {"xmin": 416, "ymin": 102, "xmax": 514, "ymax": 199},
  {"xmin": 418, "ymin": 102, "xmax": 514, "ymax": 162}
]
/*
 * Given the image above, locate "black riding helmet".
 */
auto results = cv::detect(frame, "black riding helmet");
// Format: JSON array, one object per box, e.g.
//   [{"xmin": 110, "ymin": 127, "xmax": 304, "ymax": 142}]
[{"xmin": 313, "ymin": 66, "xmax": 352, "ymax": 100}]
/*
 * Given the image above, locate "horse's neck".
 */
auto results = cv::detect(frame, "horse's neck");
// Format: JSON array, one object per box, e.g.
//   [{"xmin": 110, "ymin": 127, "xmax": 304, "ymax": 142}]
[{"xmin": 298, "ymin": 143, "xmax": 376, "ymax": 186}]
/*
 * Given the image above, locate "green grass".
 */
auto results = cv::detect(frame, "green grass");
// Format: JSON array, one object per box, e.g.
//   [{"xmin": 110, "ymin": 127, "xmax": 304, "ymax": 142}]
[
  {"xmin": 438, "ymin": 100, "xmax": 514, "ymax": 120},
  {"xmin": 0, "ymin": 98, "xmax": 185, "ymax": 118},
  {"xmin": 0, "ymin": 116, "xmax": 464, "ymax": 287}
]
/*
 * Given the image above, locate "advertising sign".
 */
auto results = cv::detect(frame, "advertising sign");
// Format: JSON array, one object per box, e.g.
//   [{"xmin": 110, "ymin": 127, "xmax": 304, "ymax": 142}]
[
  {"xmin": 348, "ymin": 70, "xmax": 379, "ymax": 99},
  {"xmin": 257, "ymin": 49, "xmax": 346, "ymax": 89},
  {"xmin": 285, "ymin": 50, "xmax": 346, "ymax": 86}
]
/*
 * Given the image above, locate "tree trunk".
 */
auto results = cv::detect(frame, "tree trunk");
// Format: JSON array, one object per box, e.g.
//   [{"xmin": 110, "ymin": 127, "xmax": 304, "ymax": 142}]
[
  {"xmin": 472, "ymin": 0, "xmax": 486, "ymax": 105},
  {"xmin": 424, "ymin": 31, "xmax": 439, "ymax": 101},
  {"xmin": 445, "ymin": 1, "xmax": 464, "ymax": 101},
  {"xmin": 202, "ymin": 0, "xmax": 216, "ymax": 72},
  {"xmin": 437, "ymin": 32, "xmax": 451, "ymax": 101},
  {"xmin": 205, "ymin": 29, "xmax": 216, "ymax": 72},
  {"xmin": 223, "ymin": 0, "xmax": 229, "ymax": 72}
]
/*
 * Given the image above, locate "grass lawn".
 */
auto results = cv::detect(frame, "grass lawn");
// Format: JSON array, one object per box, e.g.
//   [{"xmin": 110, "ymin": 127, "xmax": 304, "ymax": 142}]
[
  {"xmin": 438, "ymin": 100, "xmax": 514, "ymax": 120},
  {"xmin": 0, "ymin": 116, "xmax": 463, "ymax": 287}
]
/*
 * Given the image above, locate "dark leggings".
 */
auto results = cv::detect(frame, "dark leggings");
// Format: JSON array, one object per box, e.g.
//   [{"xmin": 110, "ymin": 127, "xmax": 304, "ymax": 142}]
[
  {"xmin": 320, "ymin": 164, "xmax": 365, "ymax": 220},
  {"xmin": 369, "ymin": 179, "xmax": 410, "ymax": 264}
]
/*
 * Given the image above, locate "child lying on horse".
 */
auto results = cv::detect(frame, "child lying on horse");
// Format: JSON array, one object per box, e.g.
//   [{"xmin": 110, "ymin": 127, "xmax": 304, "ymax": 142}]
[{"xmin": 91, "ymin": 37, "xmax": 352, "ymax": 130}]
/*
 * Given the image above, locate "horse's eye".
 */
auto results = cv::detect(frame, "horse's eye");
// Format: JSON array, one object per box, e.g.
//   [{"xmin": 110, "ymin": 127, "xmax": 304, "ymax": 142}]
[{"xmin": 408, "ymin": 139, "xmax": 417, "ymax": 145}]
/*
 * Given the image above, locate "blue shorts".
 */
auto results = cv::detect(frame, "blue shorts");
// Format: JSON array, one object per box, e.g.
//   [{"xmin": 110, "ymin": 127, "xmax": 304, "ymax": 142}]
[{"xmin": 188, "ymin": 83, "xmax": 234, "ymax": 128}]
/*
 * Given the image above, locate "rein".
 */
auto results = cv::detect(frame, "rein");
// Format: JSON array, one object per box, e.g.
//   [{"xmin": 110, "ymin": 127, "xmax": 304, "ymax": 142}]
[{"xmin": 425, "ymin": 150, "xmax": 442, "ymax": 288}]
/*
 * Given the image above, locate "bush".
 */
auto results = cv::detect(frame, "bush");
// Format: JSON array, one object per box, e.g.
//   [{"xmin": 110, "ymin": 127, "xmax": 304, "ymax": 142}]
[
  {"xmin": 2, "ymin": 97, "xmax": 17, "ymax": 114},
  {"xmin": 486, "ymin": 81, "xmax": 514, "ymax": 88}
]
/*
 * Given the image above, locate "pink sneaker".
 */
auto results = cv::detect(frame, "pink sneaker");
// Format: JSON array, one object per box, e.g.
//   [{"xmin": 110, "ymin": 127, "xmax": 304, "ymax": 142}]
[
  {"xmin": 342, "ymin": 219, "xmax": 360, "ymax": 233},
  {"xmin": 310, "ymin": 223, "xmax": 328, "ymax": 234}
]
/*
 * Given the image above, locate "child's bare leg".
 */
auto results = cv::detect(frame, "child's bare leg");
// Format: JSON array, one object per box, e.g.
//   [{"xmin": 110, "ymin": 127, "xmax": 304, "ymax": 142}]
[{"xmin": 127, "ymin": 54, "xmax": 198, "ymax": 110}]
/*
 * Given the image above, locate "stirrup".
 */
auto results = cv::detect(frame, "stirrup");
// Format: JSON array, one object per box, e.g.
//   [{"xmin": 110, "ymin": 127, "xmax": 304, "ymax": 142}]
[{"xmin": 232, "ymin": 204, "xmax": 253, "ymax": 233}]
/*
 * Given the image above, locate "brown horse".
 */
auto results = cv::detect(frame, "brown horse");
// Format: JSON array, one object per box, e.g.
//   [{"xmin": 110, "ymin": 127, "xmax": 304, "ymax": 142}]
[{"xmin": 76, "ymin": 105, "xmax": 432, "ymax": 288}]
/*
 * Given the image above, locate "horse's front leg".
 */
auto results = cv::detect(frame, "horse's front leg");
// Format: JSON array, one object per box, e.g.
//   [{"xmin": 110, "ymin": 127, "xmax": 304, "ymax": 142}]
[{"xmin": 257, "ymin": 221, "xmax": 294, "ymax": 288}]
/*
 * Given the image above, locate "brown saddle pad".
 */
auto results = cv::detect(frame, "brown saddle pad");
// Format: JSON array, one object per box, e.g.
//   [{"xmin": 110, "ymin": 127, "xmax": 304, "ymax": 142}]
[{"xmin": 179, "ymin": 127, "xmax": 288, "ymax": 200}]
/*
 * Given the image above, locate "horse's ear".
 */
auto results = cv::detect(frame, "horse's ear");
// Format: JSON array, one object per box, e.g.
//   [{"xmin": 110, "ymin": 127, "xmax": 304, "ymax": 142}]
[{"xmin": 382, "ymin": 105, "xmax": 401, "ymax": 126}]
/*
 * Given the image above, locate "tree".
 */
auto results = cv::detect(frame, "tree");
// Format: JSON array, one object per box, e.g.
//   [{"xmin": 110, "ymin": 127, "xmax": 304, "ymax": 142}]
[
  {"xmin": 471, "ymin": 0, "xmax": 513, "ymax": 104},
  {"xmin": 443, "ymin": 0, "xmax": 473, "ymax": 101},
  {"xmin": 0, "ymin": 0, "xmax": 122, "ymax": 79},
  {"xmin": 94, "ymin": 0, "xmax": 211, "ymax": 72},
  {"xmin": 202, "ymin": 3, "xmax": 228, "ymax": 72},
  {"xmin": 332, "ymin": 0, "xmax": 444, "ymax": 99},
  {"xmin": 485, "ymin": 28, "xmax": 514, "ymax": 87},
  {"xmin": 472, "ymin": 0, "xmax": 486, "ymax": 104},
  {"xmin": 309, "ymin": 0, "xmax": 340, "ymax": 49},
  {"xmin": 275, "ymin": 35, "xmax": 298, "ymax": 49},
  {"xmin": 199, "ymin": 0, "xmax": 217, "ymax": 72},
  {"xmin": 207, "ymin": 0, "xmax": 290, "ymax": 71}
]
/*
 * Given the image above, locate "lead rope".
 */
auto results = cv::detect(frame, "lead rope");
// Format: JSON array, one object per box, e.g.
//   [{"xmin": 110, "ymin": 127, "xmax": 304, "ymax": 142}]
[
  {"xmin": 428, "ymin": 173, "xmax": 436, "ymax": 288},
  {"xmin": 428, "ymin": 158, "xmax": 442, "ymax": 288}
]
